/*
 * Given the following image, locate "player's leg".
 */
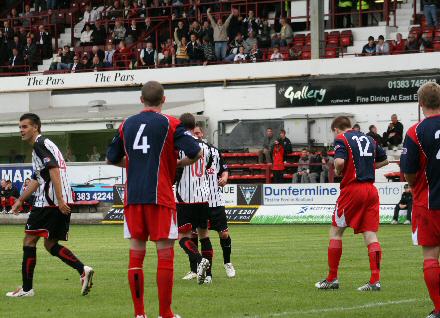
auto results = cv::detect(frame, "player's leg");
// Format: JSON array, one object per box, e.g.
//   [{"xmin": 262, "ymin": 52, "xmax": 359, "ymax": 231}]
[
  {"xmin": 218, "ymin": 230, "xmax": 235, "ymax": 278},
  {"xmin": 391, "ymin": 204, "xmax": 400, "ymax": 224},
  {"xmin": 128, "ymin": 238, "xmax": 147, "ymax": 318},
  {"xmin": 423, "ymin": 246, "xmax": 440, "ymax": 318},
  {"xmin": 356, "ymin": 231, "xmax": 382, "ymax": 291},
  {"xmin": 183, "ymin": 228, "xmax": 198, "ymax": 280},
  {"xmin": 197, "ymin": 203, "xmax": 213, "ymax": 283},
  {"xmin": 198, "ymin": 227, "xmax": 213, "ymax": 282},
  {"xmin": 156, "ymin": 239, "xmax": 175, "ymax": 318}
]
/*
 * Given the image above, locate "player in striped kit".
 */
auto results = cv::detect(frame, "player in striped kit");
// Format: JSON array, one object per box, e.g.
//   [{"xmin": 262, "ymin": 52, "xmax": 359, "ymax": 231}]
[
  {"xmin": 182, "ymin": 126, "xmax": 236, "ymax": 282},
  {"xmin": 175, "ymin": 113, "xmax": 214, "ymax": 285},
  {"xmin": 6, "ymin": 113, "xmax": 94, "ymax": 298}
]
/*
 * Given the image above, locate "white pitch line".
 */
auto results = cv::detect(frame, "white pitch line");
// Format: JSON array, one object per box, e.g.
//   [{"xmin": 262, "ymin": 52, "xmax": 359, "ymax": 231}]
[{"xmin": 239, "ymin": 298, "xmax": 420, "ymax": 318}]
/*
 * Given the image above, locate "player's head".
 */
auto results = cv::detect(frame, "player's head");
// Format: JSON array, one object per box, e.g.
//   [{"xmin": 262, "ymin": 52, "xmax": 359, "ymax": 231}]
[
  {"xmin": 331, "ymin": 116, "xmax": 351, "ymax": 135},
  {"xmin": 179, "ymin": 113, "xmax": 196, "ymax": 131},
  {"xmin": 140, "ymin": 81, "xmax": 165, "ymax": 108},
  {"xmin": 193, "ymin": 125, "xmax": 204, "ymax": 140},
  {"xmin": 19, "ymin": 113, "xmax": 41, "ymax": 143},
  {"xmin": 418, "ymin": 82, "xmax": 440, "ymax": 115}
]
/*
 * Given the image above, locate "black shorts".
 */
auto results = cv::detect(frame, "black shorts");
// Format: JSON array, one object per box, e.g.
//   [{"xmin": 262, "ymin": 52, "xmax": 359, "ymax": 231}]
[
  {"xmin": 177, "ymin": 202, "xmax": 209, "ymax": 233},
  {"xmin": 25, "ymin": 207, "xmax": 71, "ymax": 241},
  {"xmin": 209, "ymin": 206, "xmax": 229, "ymax": 233}
]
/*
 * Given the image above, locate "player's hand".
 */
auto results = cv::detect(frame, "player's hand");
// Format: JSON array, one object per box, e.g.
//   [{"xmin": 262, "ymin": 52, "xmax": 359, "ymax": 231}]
[
  {"xmin": 334, "ymin": 168, "xmax": 341, "ymax": 177},
  {"xmin": 11, "ymin": 199, "xmax": 23, "ymax": 215},
  {"xmin": 58, "ymin": 200, "xmax": 71, "ymax": 215},
  {"xmin": 207, "ymin": 7, "xmax": 211, "ymax": 14},
  {"xmin": 218, "ymin": 176, "xmax": 227, "ymax": 187}
]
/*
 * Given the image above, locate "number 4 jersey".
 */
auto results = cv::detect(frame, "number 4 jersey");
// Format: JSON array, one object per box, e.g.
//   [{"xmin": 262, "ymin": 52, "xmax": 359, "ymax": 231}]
[
  {"xmin": 401, "ymin": 115, "xmax": 440, "ymax": 210},
  {"xmin": 334, "ymin": 130, "xmax": 387, "ymax": 188}
]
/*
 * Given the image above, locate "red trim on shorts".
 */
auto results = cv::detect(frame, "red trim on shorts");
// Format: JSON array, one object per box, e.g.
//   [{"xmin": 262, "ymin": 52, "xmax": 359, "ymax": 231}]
[{"xmin": 25, "ymin": 229, "xmax": 49, "ymax": 238}]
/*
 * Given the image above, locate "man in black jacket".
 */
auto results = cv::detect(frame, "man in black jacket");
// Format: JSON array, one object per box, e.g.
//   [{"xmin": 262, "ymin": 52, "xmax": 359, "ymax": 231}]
[
  {"xmin": 23, "ymin": 37, "xmax": 38, "ymax": 71},
  {"xmin": 35, "ymin": 25, "xmax": 53, "ymax": 59},
  {"xmin": 383, "ymin": 114, "xmax": 404, "ymax": 148},
  {"xmin": 309, "ymin": 150, "xmax": 323, "ymax": 183},
  {"xmin": 187, "ymin": 34, "xmax": 202, "ymax": 64},
  {"xmin": 8, "ymin": 48, "xmax": 25, "ymax": 74},
  {"xmin": 391, "ymin": 184, "xmax": 412, "ymax": 224},
  {"xmin": 93, "ymin": 20, "xmax": 107, "ymax": 46},
  {"xmin": 366, "ymin": 125, "xmax": 383, "ymax": 145}
]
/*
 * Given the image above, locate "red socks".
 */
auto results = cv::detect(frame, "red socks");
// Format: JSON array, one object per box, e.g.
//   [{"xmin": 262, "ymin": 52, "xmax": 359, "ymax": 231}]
[
  {"xmin": 326, "ymin": 239, "xmax": 342, "ymax": 282},
  {"xmin": 128, "ymin": 249, "xmax": 146, "ymax": 317},
  {"xmin": 157, "ymin": 248, "xmax": 174, "ymax": 318},
  {"xmin": 424, "ymin": 259, "xmax": 440, "ymax": 313},
  {"xmin": 367, "ymin": 242, "xmax": 382, "ymax": 284}
]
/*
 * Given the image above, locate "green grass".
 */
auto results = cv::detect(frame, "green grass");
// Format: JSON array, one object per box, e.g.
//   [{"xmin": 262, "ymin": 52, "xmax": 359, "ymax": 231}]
[{"xmin": 0, "ymin": 224, "xmax": 431, "ymax": 318}]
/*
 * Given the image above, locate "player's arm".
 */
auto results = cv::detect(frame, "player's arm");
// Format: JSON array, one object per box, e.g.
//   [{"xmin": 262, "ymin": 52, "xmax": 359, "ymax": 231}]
[
  {"xmin": 333, "ymin": 138, "xmax": 347, "ymax": 177},
  {"xmin": 375, "ymin": 142, "xmax": 389, "ymax": 169},
  {"xmin": 400, "ymin": 131, "xmax": 419, "ymax": 188},
  {"xmin": 106, "ymin": 123, "xmax": 126, "ymax": 167},
  {"xmin": 218, "ymin": 151, "xmax": 229, "ymax": 187},
  {"xmin": 49, "ymin": 167, "xmax": 71, "ymax": 215},
  {"xmin": 174, "ymin": 123, "xmax": 202, "ymax": 167},
  {"xmin": 11, "ymin": 179, "xmax": 39, "ymax": 215},
  {"xmin": 177, "ymin": 149, "xmax": 202, "ymax": 167},
  {"xmin": 334, "ymin": 158, "xmax": 345, "ymax": 177}
]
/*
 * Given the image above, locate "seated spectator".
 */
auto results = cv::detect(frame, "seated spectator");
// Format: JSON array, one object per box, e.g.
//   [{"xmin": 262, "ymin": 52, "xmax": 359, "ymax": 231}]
[
  {"xmin": 243, "ymin": 10, "xmax": 259, "ymax": 38},
  {"xmin": 107, "ymin": 0, "xmax": 123, "ymax": 20},
  {"xmin": 104, "ymin": 42, "xmax": 115, "ymax": 67},
  {"xmin": 139, "ymin": 42, "xmax": 157, "ymax": 68},
  {"xmin": 23, "ymin": 37, "xmax": 38, "ymax": 71},
  {"xmin": 271, "ymin": 139, "xmax": 286, "ymax": 183},
  {"xmin": 49, "ymin": 47, "xmax": 63, "ymax": 70},
  {"xmin": 20, "ymin": 4, "xmax": 33, "ymax": 28},
  {"xmin": 383, "ymin": 114, "xmax": 404, "ymax": 149},
  {"xmin": 202, "ymin": 37, "xmax": 216, "ymax": 65},
  {"xmin": 258, "ymin": 128, "xmax": 274, "ymax": 163},
  {"xmin": 207, "ymin": 8, "xmax": 233, "ymax": 61},
  {"xmin": 93, "ymin": 20, "xmax": 108, "ymax": 46},
  {"xmin": 78, "ymin": 55, "xmax": 91, "ymax": 72},
  {"xmin": 17, "ymin": 27, "xmax": 29, "ymax": 47},
  {"xmin": 405, "ymin": 34, "xmax": 419, "ymax": 53},
  {"xmin": 113, "ymin": 40, "xmax": 132, "ymax": 69},
  {"xmin": 270, "ymin": 45, "xmax": 284, "ymax": 62},
  {"xmin": 187, "ymin": 34, "xmax": 203, "ymax": 64},
  {"xmin": 271, "ymin": 18, "xmax": 293, "ymax": 47},
  {"xmin": 1, "ymin": 180, "xmax": 20, "ymax": 213},
  {"xmin": 174, "ymin": 28, "xmax": 189, "ymax": 65},
  {"xmin": 83, "ymin": 4, "xmax": 100, "ymax": 25},
  {"xmin": 362, "ymin": 36, "xmax": 376, "ymax": 56},
  {"xmin": 65, "ymin": 147, "xmax": 76, "ymax": 162},
  {"xmin": 257, "ymin": 19, "xmax": 272, "ymax": 48},
  {"xmin": 8, "ymin": 48, "xmax": 25, "ymax": 73},
  {"xmin": 80, "ymin": 24, "xmax": 94, "ymax": 46},
  {"xmin": 70, "ymin": 55, "xmax": 81, "ymax": 73},
  {"xmin": 352, "ymin": 123, "xmax": 361, "ymax": 131},
  {"xmin": 20, "ymin": 178, "xmax": 34, "ymax": 213},
  {"xmin": 248, "ymin": 43, "xmax": 263, "ymax": 62},
  {"xmin": 225, "ymin": 32, "xmax": 245, "ymax": 62},
  {"xmin": 244, "ymin": 31, "xmax": 257, "ymax": 53},
  {"xmin": 126, "ymin": 19, "xmax": 139, "ymax": 43},
  {"xmin": 289, "ymin": 46, "xmax": 303, "ymax": 60},
  {"xmin": 391, "ymin": 184, "xmax": 412, "ymax": 225},
  {"xmin": 233, "ymin": 46, "xmax": 247, "ymax": 63},
  {"xmin": 390, "ymin": 33, "xmax": 405, "ymax": 54},
  {"xmin": 375, "ymin": 35, "xmax": 390, "ymax": 55},
  {"xmin": 366, "ymin": 125, "xmax": 383, "ymax": 145},
  {"xmin": 320, "ymin": 150, "xmax": 334, "ymax": 183},
  {"xmin": 90, "ymin": 46, "xmax": 105, "ymax": 64},
  {"xmin": 8, "ymin": 8, "xmax": 20, "ymax": 27},
  {"xmin": 57, "ymin": 45, "xmax": 74, "ymax": 70},
  {"xmin": 160, "ymin": 39, "xmax": 175, "ymax": 65},
  {"xmin": 91, "ymin": 55, "xmax": 104, "ymax": 72},
  {"xmin": 112, "ymin": 19, "xmax": 127, "ymax": 45},
  {"xmin": 9, "ymin": 35, "xmax": 24, "ymax": 57},
  {"xmin": 292, "ymin": 149, "xmax": 310, "ymax": 183},
  {"xmin": 308, "ymin": 151, "xmax": 323, "ymax": 183},
  {"xmin": 88, "ymin": 146, "xmax": 101, "ymax": 161},
  {"xmin": 419, "ymin": 33, "xmax": 433, "ymax": 52},
  {"xmin": 36, "ymin": 25, "xmax": 53, "ymax": 59}
]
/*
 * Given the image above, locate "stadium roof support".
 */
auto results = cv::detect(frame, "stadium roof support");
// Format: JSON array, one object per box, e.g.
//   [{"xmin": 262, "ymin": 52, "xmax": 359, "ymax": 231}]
[{"xmin": 310, "ymin": 0, "xmax": 325, "ymax": 60}]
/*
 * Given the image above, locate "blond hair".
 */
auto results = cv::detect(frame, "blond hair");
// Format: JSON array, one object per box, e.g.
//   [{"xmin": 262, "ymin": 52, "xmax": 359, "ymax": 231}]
[{"xmin": 418, "ymin": 82, "xmax": 440, "ymax": 110}]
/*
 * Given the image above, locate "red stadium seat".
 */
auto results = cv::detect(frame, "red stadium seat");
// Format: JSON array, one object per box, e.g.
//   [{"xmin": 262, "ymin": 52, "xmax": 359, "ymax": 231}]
[{"xmin": 325, "ymin": 47, "xmax": 338, "ymax": 59}]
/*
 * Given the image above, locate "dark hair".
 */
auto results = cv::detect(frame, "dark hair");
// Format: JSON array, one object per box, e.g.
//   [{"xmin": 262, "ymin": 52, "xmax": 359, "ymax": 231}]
[
  {"xmin": 369, "ymin": 125, "xmax": 376, "ymax": 131},
  {"xmin": 331, "ymin": 116, "xmax": 351, "ymax": 131},
  {"xmin": 179, "ymin": 113, "xmax": 196, "ymax": 130},
  {"xmin": 368, "ymin": 36, "xmax": 374, "ymax": 41},
  {"xmin": 266, "ymin": 127, "xmax": 273, "ymax": 131},
  {"xmin": 378, "ymin": 35, "xmax": 384, "ymax": 40},
  {"xmin": 20, "ymin": 113, "xmax": 41, "ymax": 133},
  {"xmin": 280, "ymin": 129, "xmax": 286, "ymax": 134},
  {"xmin": 352, "ymin": 123, "xmax": 360, "ymax": 130},
  {"xmin": 141, "ymin": 81, "xmax": 164, "ymax": 107}
]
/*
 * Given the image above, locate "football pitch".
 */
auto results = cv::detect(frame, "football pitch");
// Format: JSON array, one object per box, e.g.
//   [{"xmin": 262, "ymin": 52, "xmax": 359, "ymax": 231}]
[{"xmin": 0, "ymin": 224, "xmax": 430, "ymax": 318}]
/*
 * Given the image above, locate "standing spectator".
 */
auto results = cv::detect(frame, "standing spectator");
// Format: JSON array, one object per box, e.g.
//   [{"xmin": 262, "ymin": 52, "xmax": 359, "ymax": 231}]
[
  {"xmin": 391, "ymin": 184, "xmax": 412, "ymax": 225},
  {"xmin": 362, "ymin": 36, "xmax": 376, "ymax": 56},
  {"xmin": 366, "ymin": 125, "xmax": 383, "ymax": 145},
  {"xmin": 270, "ymin": 45, "xmax": 284, "ymax": 62},
  {"xmin": 70, "ymin": 56, "xmax": 81, "ymax": 73},
  {"xmin": 174, "ymin": 20, "xmax": 188, "ymax": 42},
  {"xmin": 391, "ymin": 33, "xmax": 405, "ymax": 54},
  {"xmin": 201, "ymin": 37, "xmax": 216, "ymax": 65},
  {"xmin": 104, "ymin": 43, "xmax": 115, "ymax": 67},
  {"xmin": 405, "ymin": 34, "xmax": 420, "ymax": 52},
  {"xmin": 8, "ymin": 48, "xmax": 25, "ymax": 74},
  {"xmin": 172, "ymin": 0, "xmax": 184, "ymax": 17},
  {"xmin": 207, "ymin": 8, "xmax": 233, "ymax": 61},
  {"xmin": 187, "ymin": 34, "xmax": 203, "ymax": 64},
  {"xmin": 383, "ymin": 114, "xmax": 404, "ymax": 149},
  {"xmin": 8, "ymin": 8, "xmax": 20, "ymax": 27},
  {"xmin": 336, "ymin": 0, "xmax": 353, "ymax": 28},
  {"xmin": 23, "ymin": 37, "xmax": 38, "ymax": 71},
  {"xmin": 271, "ymin": 139, "xmax": 286, "ymax": 183},
  {"xmin": 142, "ymin": 17, "xmax": 156, "ymax": 44},
  {"xmin": 233, "ymin": 46, "xmax": 247, "ymax": 63},
  {"xmin": 258, "ymin": 128, "xmax": 274, "ymax": 163},
  {"xmin": 279, "ymin": 129, "xmax": 292, "ymax": 154},
  {"xmin": 244, "ymin": 31, "xmax": 257, "ymax": 53},
  {"xmin": 189, "ymin": 21, "xmax": 203, "ymax": 40},
  {"xmin": 3, "ymin": 21, "xmax": 14, "ymax": 42},
  {"xmin": 34, "ymin": 0, "xmax": 47, "ymax": 12},
  {"xmin": 423, "ymin": 0, "xmax": 438, "ymax": 27},
  {"xmin": 83, "ymin": 5, "xmax": 100, "ymax": 25},
  {"xmin": 257, "ymin": 19, "xmax": 272, "ymax": 48},
  {"xmin": 200, "ymin": 20, "xmax": 214, "ymax": 42},
  {"xmin": 375, "ymin": 35, "xmax": 390, "ymax": 55},
  {"xmin": 174, "ymin": 28, "xmax": 189, "ymax": 65},
  {"xmin": 88, "ymin": 146, "xmax": 101, "ymax": 161},
  {"xmin": 20, "ymin": 5, "xmax": 33, "ymax": 28},
  {"xmin": 112, "ymin": 19, "xmax": 127, "ymax": 45},
  {"xmin": 225, "ymin": 32, "xmax": 245, "ymax": 62},
  {"xmin": 107, "ymin": 0, "xmax": 123, "ymax": 20},
  {"xmin": 139, "ymin": 42, "xmax": 157, "ymax": 68},
  {"xmin": 292, "ymin": 149, "xmax": 310, "ymax": 183},
  {"xmin": 17, "ymin": 27, "xmax": 29, "ymax": 47},
  {"xmin": 309, "ymin": 151, "xmax": 323, "ymax": 183},
  {"xmin": 248, "ymin": 43, "xmax": 263, "ymax": 62},
  {"xmin": 36, "ymin": 25, "xmax": 52, "ymax": 59},
  {"xmin": 272, "ymin": 18, "xmax": 293, "ymax": 47},
  {"xmin": 9, "ymin": 36, "xmax": 24, "ymax": 57},
  {"xmin": 80, "ymin": 24, "xmax": 94, "ymax": 46},
  {"xmin": 58, "ymin": 45, "xmax": 74, "ymax": 70},
  {"xmin": 93, "ymin": 21, "xmax": 107, "ymax": 46},
  {"xmin": 126, "ymin": 19, "xmax": 139, "ymax": 43},
  {"xmin": 242, "ymin": 10, "xmax": 259, "ymax": 38},
  {"xmin": 320, "ymin": 150, "xmax": 335, "ymax": 183},
  {"xmin": 227, "ymin": 8, "xmax": 243, "ymax": 40}
]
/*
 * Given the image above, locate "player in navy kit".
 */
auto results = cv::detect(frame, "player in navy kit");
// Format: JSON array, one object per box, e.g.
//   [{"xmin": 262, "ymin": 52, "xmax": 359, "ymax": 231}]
[
  {"xmin": 400, "ymin": 82, "xmax": 440, "ymax": 318},
  {"xmin": 315, "ymin": 116, "xmax": 388, "ymax": 291},
  {"xmin": 107, "ymin": 81, "xmax": 202, "ymax": 318}
]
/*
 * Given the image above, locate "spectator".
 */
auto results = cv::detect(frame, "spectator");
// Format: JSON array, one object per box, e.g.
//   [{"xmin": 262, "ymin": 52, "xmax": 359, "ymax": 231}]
[
  {"xmin": 207, "ymin": 8, "xmax": 233, "ymax": 61},
  {"xmin": 9, "ymin": 36, "xmax": 24, "ymax": 57},
  {"xmin": 2, "ymin": 180, "xmax": 19, "ymax": 213},
  {"xmin": 139, "ymin": 42, "xmax": 157, "ymax": 68},
  {"xmin": 58, "ymin": 45, "xmax": 74, "ymax": 70},
  {"xmin": 189, "ymin": 21, "xmax": 203, "ymax": 40},
  {"xmin": 80, "ymin": 23, "xmax": 94, "ymax": 46},
  {"xmin": 122, "ymin": 0, "xmax": 132, "ymax": 18},
  {"xmin": 36, "ymin": 25, "xmax": 52, "ymax": 59},
  {"xmin": 174, "ymin": 20, "xmax": 188, "ymax": 41},
  {"xmin": 391, "ymin": 184, "xmax": 412, "ymax": 225},
  {"xmin": 308, "ymin": 151, "xmax": 323, "ymax": 183},
  {"xmin": 366, "ymin": 125, "xmax": 383, "ymax": 145},
  {"xmin": 244, "ymin": 31, "xmax": 257, "ymax": 53},
  {"xmin": 20, "ymin": 4, "xmax": 33, "ymax": 28},
  {"xmin": 174, "ymin": 28, "xmax": 189, "ymax": 65},
  {"xmin": 113, "ymin": 40, "xmax": 132, "ymax": 69},
  {"xmin": 8, "ymin": 8, "xmax": 20, "ymax": 27},
  {"xmin": 225, "ymin": 32, "xmax": 245, "ymax": 62},
  {"xmin": 335, "ymin": 0, "xmax": 352, "ymax": 28},
  {"xmin": 352, "ymin": 123, "xmax": 361, "ymax": 131},
  {"xmin": 89, "ymin": 45, "xmax": 105, "ymax": 64},
  {"xmin": 83, "ymin": 4, "xmax": 100, "ymax": 25},
  {"xmin": 160, "ymin": 39, "xmax": 176, "ymax": 65},
  {"xmin": 70, "ymin": 55, "xmax": 81, "ymax": 73},
  {"xmin": 271, "ymin": 139, "xmax": 286, "ymax": 183},
  {"xmin": 17, "ymin": 27, "xmax": 29, "ymax": 47},
  {"xmin": 126, "ymin": 19, "xmax": 139, "ymax": 43},
  {"xmin": 202, "ymin": 37, "xmax": 216, "ymax": 65},
  {"xmin": 20, "ymin": 178, "xmax": 34, "ymax": 213},
  {"xmin": 272, "ymin": 18, "xmax": 293, "ymax": 47},
  {"xmin": 200, "ymin": 20, "xmax": 214, "ymax": 43},
  {"xmin": 107, "ymin": 0, "xmax": 123, "ymax": 20},
  {"xmin": 279, "ymin": 129, "xmax": 292, "ymax": 154},
  {"xmin": 258, "ymin": 128, "xmax": 274, "ymax": 163},
  {"xmin": 419, "ymin": 32, "xmax": 433, "ymax": 52},
  {"xmin": 172, "ymin": 0, "xmax": 184, "ymax": 17},
  {"xmin": 3, "ymin": 21, "xmax": 14, "ymax": 42},
  {"xmin": 289, "ymin": 46, "xmax": 303, "ymax": 60},
  {"xmin": 405, "ymin": 34, "xmax": 419, "ymax": 52},
  {"xmin": 139, "ymin": 0, "xmax": 149, "ymax": 17},
  {"xmin": 270, "ymin": 45, "xmax": 284, "ymax": 62},
  {"xmin": 78, "ymin": 55, "xmax": 91, "ymax": 71},
  {"xmin": 0, "ymin": 179, "xmax": 6, "ymax": 213},
  {"xmin": 242, "ymin": 10, "xmax": 259, "ymax": 38},
  {"xmin": 233, "ymin": 46, "xmax": 247, "ymax": 63},
  {"xmin": 49, "ymin": 47, "xmax": 63, "ymax": 70},
  {"xmin": 23, "ymin": 37, "xmax": 38, "ymax": 71},
  {"xmin": 187, "ymin": 34, "xmax": 203, "ymax": 64},
  {"xmin": 320, "ymin": 149, "xmax": 335, "ymax": 183},
  {"xmin": 383, "ymin": 114, "xmax": 404, "ymax": 148},
  {"xmin": 423, "ymin": 0, "xmax": 438, "ymax": 27},
  {"xmin": 93, "ymin": 20, "xmax": 107, "ymax": 45},
  {"xmin": 257, "ymin": 19, "xmax": 272, "ymax": 48},
  {"xmin": 104, "ymin": 42, "xmax": 115, "ymax": 67},
  {"xmin": 391, "ymin": 33, "xmax": 405, "ymax": 54},
  {"xmin": 34, "ymin": 0, "xmax": 47, "ymax": 12},
  {"xmin": 375, "ymin": 35, "xmax": 390, "ymax": 55},
  {"xmin": 142, "ymin": 17, "xmax": 156, "ymax": 44},
  {"xmin": 112, "ymin": 19, "xmax": 127, "ymax": 45},
  {"xmin": 91, "ymin": 55, "xmax": 104, "ymax": 72},
  {"xmin": 362, "ymin": 36, "xmax": 376, "ymax": 56},
  {"xmin": 88, "ymin": 146, "xmax": 101, "ymax": 161},
  {"xmin": 292, "ymin": 149, "xmax": 310, "ymax": 183},
  {"xmin": 8, "ymin": 48, "xmax": 25, "ymax": 74},
  {"xmin": 65, "ymin": 147, "xmax": 76, "ymax": 162},
  {"xmin": 248, "ymin": 43, "xmax": 263, "ymax": 62},
  {"xmin": 227, "ymin": 8, "xmax": 242, "ymax": 40}
]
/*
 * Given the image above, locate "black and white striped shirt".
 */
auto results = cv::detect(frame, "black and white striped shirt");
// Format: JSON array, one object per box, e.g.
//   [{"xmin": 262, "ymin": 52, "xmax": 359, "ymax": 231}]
[
  {"xmin": 207, "ymin": 146, "xmax": 228, "ymax": 208},
  {"xmin": 176, "ymin": 138, "xmax": 212, "ymax": 204},
  {"xmin": 31, "ymin": 135, "xmax": 72, "ymax": 208}
]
